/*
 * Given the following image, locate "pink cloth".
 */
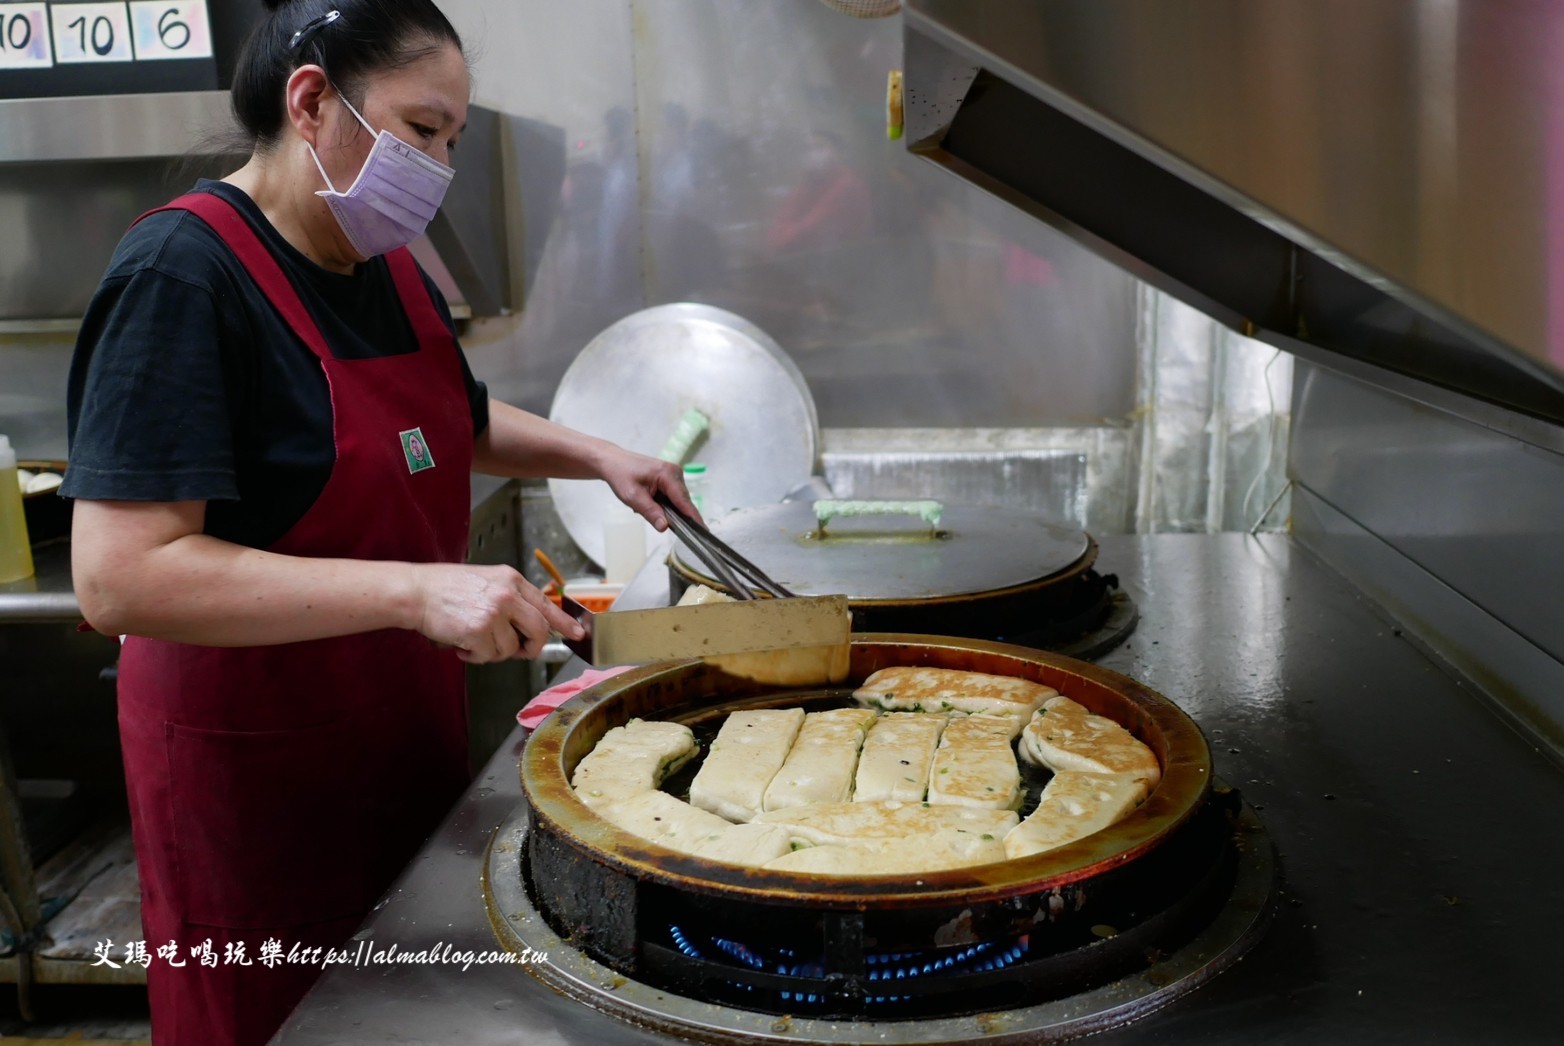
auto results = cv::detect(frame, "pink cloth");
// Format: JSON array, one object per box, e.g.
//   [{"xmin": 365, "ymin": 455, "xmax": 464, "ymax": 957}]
[{"xmin": 517, "ymin": 666, "xmax": 632, "ymax": 730}]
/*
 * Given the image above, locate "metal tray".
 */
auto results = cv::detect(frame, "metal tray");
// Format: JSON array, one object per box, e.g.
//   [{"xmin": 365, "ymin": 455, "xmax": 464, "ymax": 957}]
[{"xmin": 547, "ymin": 304, "xmax": 819, "ymax": 566}]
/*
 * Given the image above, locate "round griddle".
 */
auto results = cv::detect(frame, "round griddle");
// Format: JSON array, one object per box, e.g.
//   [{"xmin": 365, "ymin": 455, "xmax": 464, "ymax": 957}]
[
  {"xmin": 670, "ymin": 501, "xmax": 1091, "ymax": 601},
  {"xmin": 547, "ymin": 304, "xmax": 819, "ymax": 567},
  {"xmin": 498, "ymin": 635, "xmax": 1270, "ymax": 1029},
  {"xmin": 522, "ymin": 635, "xmax": 1212, "ymax": 906}
]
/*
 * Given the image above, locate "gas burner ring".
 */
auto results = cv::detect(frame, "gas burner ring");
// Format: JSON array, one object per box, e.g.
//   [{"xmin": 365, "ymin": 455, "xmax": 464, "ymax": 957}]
[
  {"xmin": 483, "ymin": 794, "xmax": 1275, "ymax": 1044},
  {"xmin": 508, "ymin": 639, "xmax": 1269, "ymax": 1031}
]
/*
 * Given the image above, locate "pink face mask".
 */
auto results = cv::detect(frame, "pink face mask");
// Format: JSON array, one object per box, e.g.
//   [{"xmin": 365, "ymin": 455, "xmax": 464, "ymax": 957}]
[{"xmin": 307, "ymin": 89, "xmax": 455, "ymax": 259}]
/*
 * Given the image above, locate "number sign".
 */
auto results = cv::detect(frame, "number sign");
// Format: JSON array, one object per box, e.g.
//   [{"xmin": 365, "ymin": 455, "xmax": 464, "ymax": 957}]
[
  {"xmin": 129, "ymin": 1, "xmax": 211, "ymax": 61},
  {"xmin": 51, "ymin": 2, "xmax": 132, "ymax": 63},
  {"xmin": 0, "ymin": 1, "xmax": 211, "ymax": 69},
  {"xmin": 0, "ymin": 3, "xmax": 53, "ymax": 68}
]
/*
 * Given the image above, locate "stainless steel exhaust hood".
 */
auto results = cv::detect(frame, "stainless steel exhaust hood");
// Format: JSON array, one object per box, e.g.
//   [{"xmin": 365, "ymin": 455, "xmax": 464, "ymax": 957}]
[
  {"xmin": 903, "ymin": 0, "xmax": 1564, "ymax": 424},
  {"xmin": 0, "ymin": 93, "xmax": 516, "ymax": 322}
]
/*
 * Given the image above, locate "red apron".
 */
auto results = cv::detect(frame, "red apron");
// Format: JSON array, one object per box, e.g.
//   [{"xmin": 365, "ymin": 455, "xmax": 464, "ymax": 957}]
[{"xmin": 116, "ymin": 192, "xmax": 473, "ymax": 1045}]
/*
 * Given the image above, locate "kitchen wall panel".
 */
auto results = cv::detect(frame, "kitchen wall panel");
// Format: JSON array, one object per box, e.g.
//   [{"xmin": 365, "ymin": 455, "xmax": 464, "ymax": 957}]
[
  {"xmin": 1290, "ymin": 360, "xmax": 1564, "ymax": 755},
  {"xmin": 1137, "ymin": 291, "xmax": 1293, "ymax": 534},
  {"xmin": 444, "ymin": 0, "xmax": 1139, "ymax": 428},
  {"xmin": 436, "ymin": 0, "xmax": 644, "ymax": 410},
  {"xmin": 435, "ymin": 0, "xmax": 1288, "ymax": 532},
  {"xmin": 0, "ymin": 0, "xmax": 1291, "ymax": 534},
  {"xmin": 1291, "ymin": 362, "xmax": 1564, "ymax": 663},
  {"xmin": 0, "ymin": 331, "xmax": 74, "ymax": 461}
]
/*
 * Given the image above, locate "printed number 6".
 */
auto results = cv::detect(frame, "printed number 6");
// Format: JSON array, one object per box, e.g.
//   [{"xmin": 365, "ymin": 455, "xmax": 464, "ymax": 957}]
[{"xmin": 158, "ymin": 7, "xmax": 190, "ymax": 51}]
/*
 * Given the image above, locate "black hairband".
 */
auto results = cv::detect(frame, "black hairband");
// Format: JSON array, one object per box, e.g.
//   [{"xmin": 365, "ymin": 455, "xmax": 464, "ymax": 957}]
[{"xmin": 288, "ymin": 9, "xmax": 341, "ymax": 50}]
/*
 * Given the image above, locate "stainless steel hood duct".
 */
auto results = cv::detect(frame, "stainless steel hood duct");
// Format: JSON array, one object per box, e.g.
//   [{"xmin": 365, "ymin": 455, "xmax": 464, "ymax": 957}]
[
  {"xmin": 0, "ymin": 93, "xmax": 516, "ymax": 321},
  {"xmin": 902, "ymin": 0, "xmax": 1564, "ymax": 425}
]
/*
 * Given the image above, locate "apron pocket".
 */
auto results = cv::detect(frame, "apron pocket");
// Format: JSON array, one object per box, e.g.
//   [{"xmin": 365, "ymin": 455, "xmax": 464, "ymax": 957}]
[{"xmin": 166, "ymin": 719, "xmax": 370, "ymax": 929}]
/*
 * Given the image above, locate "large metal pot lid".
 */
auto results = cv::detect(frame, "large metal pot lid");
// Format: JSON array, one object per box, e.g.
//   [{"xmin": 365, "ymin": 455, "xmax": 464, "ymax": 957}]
[
  {"xmin": 548, "ymin": 304, "xmax": 819, "ymax": 567},
  {"xmin": 672, "ymin": 501, "xmax": 1091, "ymax": 601}
]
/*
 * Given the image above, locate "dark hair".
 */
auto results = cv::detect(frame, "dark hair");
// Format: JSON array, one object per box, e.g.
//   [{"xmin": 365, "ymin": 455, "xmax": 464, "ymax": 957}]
[{"xmin": 233, "ymin": 0, "xmax": 464, "ymax": 150}]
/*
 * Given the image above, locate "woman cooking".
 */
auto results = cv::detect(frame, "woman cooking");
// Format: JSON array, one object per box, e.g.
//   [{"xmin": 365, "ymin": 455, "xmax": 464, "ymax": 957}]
[{"xmin": 60, "ymin": 1, "xmax": 693, "ymax": 1042}]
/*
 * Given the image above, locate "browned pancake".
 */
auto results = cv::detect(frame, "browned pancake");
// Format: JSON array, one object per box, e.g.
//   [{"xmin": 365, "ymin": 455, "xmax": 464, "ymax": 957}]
[
  {"xmin": 927, "ymin": 713, "xmax": 1022, "ymax": 809},
  {"xmin": 1003, "ymin": 771, "xmax": 1149, "ymax": 859},
  {"xmin": 852, "ymin": 712, "xmax": 948, "ymax": 803},
  {"xmin": 854, "ymin": 666, "xmax": 1057, "ymax": 721},
  {"xmin": 1019, "ymin": 696, "xmax": 1160, "ymax": 785}
]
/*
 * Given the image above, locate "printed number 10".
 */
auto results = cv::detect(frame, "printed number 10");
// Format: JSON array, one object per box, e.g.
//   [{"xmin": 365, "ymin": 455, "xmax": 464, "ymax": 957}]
[
  {"xmin": 1, "ymin": 12, "xmax": 34, "ymax": 52},
  {"xmin": 67, "ymin": 14, "xmax": 115, "ymax": 57}
]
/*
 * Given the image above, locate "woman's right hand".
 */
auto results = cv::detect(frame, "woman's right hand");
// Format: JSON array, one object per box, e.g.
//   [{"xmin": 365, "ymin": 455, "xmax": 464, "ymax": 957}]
[{"xmin": 411, "ymin": 563, "xmax": 585, "ymax": 663}]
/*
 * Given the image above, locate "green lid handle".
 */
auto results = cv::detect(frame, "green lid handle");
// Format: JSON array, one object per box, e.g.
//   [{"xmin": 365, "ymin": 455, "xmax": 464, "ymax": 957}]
[
  {"xmin": 814, "ymin": 499, "xmax": 943, "ymax": 534},
  {"xmin": 657, "ymin": 408, "xmax": 710, "ymax": 465}
]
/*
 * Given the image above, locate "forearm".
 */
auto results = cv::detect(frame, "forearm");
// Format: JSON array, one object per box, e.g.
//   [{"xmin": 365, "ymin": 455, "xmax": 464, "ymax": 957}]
[
  {"xmin": 472, "ymin": 399, "xmax": 616, "ymax": 480},
  {"xmin": 75, "ymin": 532, "xmax": 419, "ymax": 646},
  {"xmin": 471, "ymin": 398, "xmax": 700, "ymax": 530}
]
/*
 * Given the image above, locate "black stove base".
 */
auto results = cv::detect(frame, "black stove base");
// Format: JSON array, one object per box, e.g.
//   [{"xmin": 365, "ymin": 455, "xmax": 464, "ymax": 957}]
[
  {"xmin": 1004, "ymin": 579, "xmax": 1139, "ymax": 661},
  {"xmin": 485, "ymin": 790, "xmax": 1275, "ymax": 1044}
]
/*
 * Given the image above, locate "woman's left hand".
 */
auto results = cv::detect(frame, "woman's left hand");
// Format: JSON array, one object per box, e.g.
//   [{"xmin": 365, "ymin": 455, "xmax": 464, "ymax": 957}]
[
  {"xmin": 472, "ymin": 401, "xmax": 704, "ymax": 530},
  {"xmin": 599, "ymin": 447, "xmax": 703, "ymax": 531}
]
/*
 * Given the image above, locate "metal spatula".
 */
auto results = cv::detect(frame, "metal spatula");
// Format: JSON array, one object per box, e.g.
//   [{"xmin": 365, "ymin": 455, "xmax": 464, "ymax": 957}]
[{"xmin": 558, "ymin": 497, "xmax": 851, "ymax": 683}]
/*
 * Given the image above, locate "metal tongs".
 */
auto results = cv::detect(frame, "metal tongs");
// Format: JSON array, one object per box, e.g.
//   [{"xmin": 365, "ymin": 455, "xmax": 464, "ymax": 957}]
[
  {"xmin": 655, "ymin": 493, "xmax": 795, "ymax": 600},
  {"xmin": 555, "ymin": 496, "xmax": 847, "ymax": 674}
]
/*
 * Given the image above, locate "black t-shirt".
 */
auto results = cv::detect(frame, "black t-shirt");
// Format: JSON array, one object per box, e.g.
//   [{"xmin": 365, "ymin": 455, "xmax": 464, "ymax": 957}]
[{"xmin": 62, "ymin": 181, "xmax": 490, "ymax": 550}]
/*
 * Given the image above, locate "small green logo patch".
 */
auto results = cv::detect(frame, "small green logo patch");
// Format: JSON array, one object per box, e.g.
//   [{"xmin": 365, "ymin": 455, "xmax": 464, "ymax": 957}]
[{"xmin": 399, "ymin": 427, "xmax": 436, "ymax": 474}]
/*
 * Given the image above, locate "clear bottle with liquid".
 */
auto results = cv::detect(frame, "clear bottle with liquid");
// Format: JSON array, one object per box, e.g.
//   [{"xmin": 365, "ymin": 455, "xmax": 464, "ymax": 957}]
[{"xmin": 0, "ymin": 435, "xmax": 36, "ymax": 583}]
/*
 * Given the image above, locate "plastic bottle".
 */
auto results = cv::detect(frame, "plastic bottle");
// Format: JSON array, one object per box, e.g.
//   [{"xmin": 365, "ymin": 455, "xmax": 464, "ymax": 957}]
[
  {"xmin": 682, "ymin": 462, "xmax": 708, "ymax": 517},
  {"xmin": 0, "ymin": 435, "xmax": 35, "ymax": 583},
  {"xmin": 602, "ymin": 502, "xmax": 646, "ymax": 585}
]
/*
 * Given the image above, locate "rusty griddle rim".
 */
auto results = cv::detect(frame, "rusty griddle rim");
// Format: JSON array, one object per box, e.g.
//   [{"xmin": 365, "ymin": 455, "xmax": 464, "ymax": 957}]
[
  {"xmin": 521, "ymin": 634, "xmax": 1211, "ymax": 910},
  {"xmin": 669, "ymin": 535, "xmax": 1101, "ymax": 609}
]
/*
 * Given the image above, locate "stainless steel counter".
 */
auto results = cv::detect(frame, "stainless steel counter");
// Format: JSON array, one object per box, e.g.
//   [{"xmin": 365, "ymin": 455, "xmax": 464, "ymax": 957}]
[
  {"xmin": 0, "ymin": 540, "xmax": 77, "ymax": 623},
  {"xmin": 271, "ymin": 532, "xmax": 1564, "ymax": 1043}
]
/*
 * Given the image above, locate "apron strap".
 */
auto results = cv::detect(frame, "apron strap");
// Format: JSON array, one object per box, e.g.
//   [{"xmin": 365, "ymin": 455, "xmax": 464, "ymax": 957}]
[
  {"xmin": 136, "ymin": 192, "xmax": 336, "ymax": 364},
  {"xmin": 383, "ymin": 247, "xmax": 456, "ymax": 351},
  {"xmin": 132, "ymin": 193, "xmax": 444, "ymax": 365},
  {"xmin": 136, "ymin": 191, "xmax": 453, "ymax": 378}
]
